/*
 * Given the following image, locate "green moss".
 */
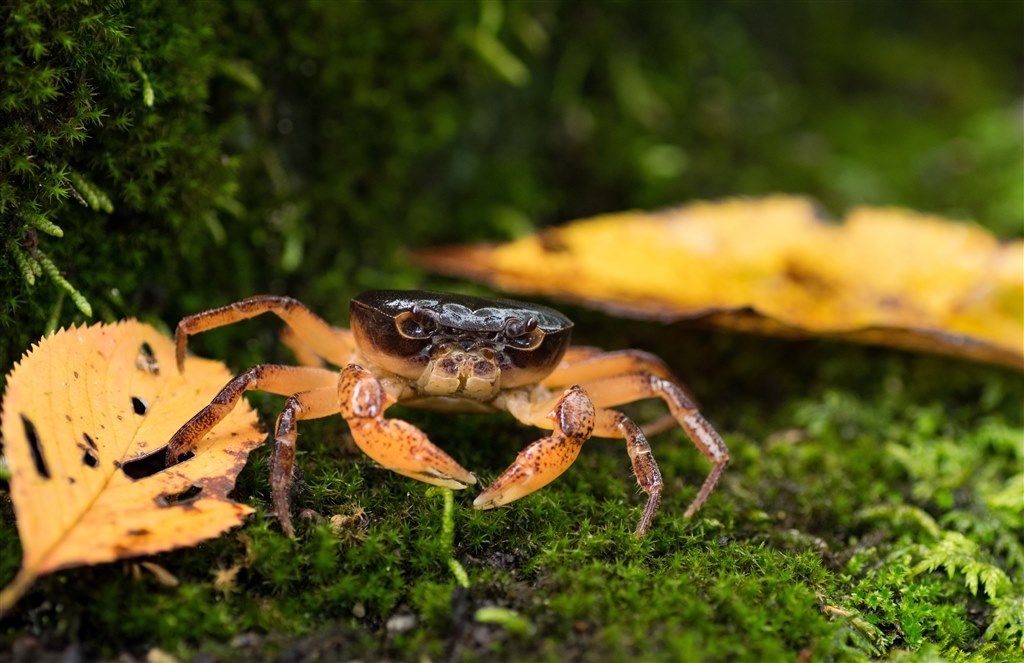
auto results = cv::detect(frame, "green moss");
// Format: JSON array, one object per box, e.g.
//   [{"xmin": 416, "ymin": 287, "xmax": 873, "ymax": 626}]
[
  {"xmin": 0, "ymin": 0, "xmax": 246, "ymax": 371},
  {"xmin": 2, "ymin": 1, "xmax": 1023, "ymax": 660}
]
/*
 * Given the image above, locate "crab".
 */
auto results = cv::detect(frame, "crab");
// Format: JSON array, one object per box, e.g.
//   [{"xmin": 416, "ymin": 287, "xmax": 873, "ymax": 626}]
[{"xmin": 165, "ymin": 290, "xmax": 729, "ymax": 537}]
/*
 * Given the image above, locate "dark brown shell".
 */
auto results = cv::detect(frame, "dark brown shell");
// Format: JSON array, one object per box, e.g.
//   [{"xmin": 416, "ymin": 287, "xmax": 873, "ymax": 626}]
[{"xmin": 352, "ymin": 290, "xmax": 572, "ymax": 333}]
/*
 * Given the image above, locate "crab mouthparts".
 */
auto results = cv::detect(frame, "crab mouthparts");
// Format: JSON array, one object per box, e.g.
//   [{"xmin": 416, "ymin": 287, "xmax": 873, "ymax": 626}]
[{"xmin": 416, "ymin": 348, "xmax": 500, "ymax": 400}]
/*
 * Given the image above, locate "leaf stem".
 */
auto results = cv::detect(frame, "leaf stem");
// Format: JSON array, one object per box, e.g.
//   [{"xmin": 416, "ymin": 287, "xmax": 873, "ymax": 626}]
[{"xmin": 0, "ymin": 567, "xmax": 37, "ymax": 619}]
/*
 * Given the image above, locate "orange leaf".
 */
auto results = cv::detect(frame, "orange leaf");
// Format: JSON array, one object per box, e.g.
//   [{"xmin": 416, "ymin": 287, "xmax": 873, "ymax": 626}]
[
  {"xmin": 0, "ymin": 321, "xmax": 263, "ymax": 615},
  {"xmin": 416, "ymin": 196, "xmax": 1023, "ymax": 370}
]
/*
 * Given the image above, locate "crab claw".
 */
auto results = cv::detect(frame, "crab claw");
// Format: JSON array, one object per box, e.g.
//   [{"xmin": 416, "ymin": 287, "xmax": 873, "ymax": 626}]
[
  {"xmin": 473, "ymin": 433, "xmax": 582, "ymax": 508},
  {"xmin": 474, "ymin": 385, "xmax": 595, "ymax": 509},
  {"xmin": 348, "ymin": 417, "xmax": 478, "ymax": 489},
  {"xmin": 339, "ymin": 363, "xmax": 477, "ymax": 489}
]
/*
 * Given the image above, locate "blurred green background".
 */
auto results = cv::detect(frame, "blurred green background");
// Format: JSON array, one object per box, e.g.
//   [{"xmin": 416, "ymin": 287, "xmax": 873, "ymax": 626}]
[
  {"xmin": 1, "ymin": 1, "xmax": 1022, "ymax": 661},
  {"xmin": 1, "ymin": 0, "xmax": 1020, "ymax": 365}
]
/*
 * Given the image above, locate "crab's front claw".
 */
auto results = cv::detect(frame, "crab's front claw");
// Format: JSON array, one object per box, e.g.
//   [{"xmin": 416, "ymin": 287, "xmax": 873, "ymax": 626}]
[
  {"xmin": 347, "ymin": 417, "xmax": 477, "ymax": 489},
  {"xmin": 339, "ymin": 363, "xmax": 477, "ymax": 489},
  {"xmin": 474, "ymin": 385, "xmax": 595, "ymax": 510},
  {"xmin": 472, "ymin": 433, "xmax": 582, "ymax": 509}
]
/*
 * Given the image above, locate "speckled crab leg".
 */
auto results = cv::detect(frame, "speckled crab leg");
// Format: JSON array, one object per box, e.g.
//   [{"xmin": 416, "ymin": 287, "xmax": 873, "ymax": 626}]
[
  {"xmin": 270, "ymin": 385, "xmax": 342, "ymax": 536},
  {"xmin": 582, "ymin": 372, "xmax": 729, "ymax": 521},
  {"xmin": 485, "ymin": 385, "xmax": 665, "ymax": 537},
  {"xmin": 543, "ymin": 348, "xmax": 676, "ymax": 386},
  {"xmin": 543, "ymin": 349, "xmax": 698, "ymax": 436},
  {"xmin": 165, "ymin": 364, "xmax": 339, "ymax": 464},
  {"xmin": 338, "ymin": 364, "xmax": 478, "ymax": 490},
  {"xmin": 590, "ymin": 409, "xmax": 663, "ymax": 537},
  {"xmin": 164, "ymin": 365, "xmax": 342, "ymax": 536},
  {"xmin": 175, "ymin": 295, "xmax": 354, "ymax": 371},
  {"xmin": 474, "ymin": 385, "xmax": 596, "ymax": 513}
]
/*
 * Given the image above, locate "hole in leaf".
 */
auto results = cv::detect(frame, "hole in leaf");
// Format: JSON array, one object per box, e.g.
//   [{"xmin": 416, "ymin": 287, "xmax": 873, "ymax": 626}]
[
  {"xmin": 78, "ymin": 433, "xmax": 101, "ymax": 468},
  {"xmin": 136, "ymin": 342, "xmax": 160, "ymax": 374},
  {"xmin": 21, "ymin": 414, "xmax": 50, "ymax": 479},
  {"xmin": 156, "ymin": 484, "xmax": 203, "ymax": 507},
  {"xmin": 131, "ymin": 396, "xmax": 148, "ymax": 415},
  {"xmin": 171, "ymin": 449, "xmax": 196, "ymax": 464},
  {"xmin": 82, "ymin": 448, "xmax": 99, "ymax": 468},
  {"xmin": 121, "ymin": 447, "xmax": 193, "ymax": 480}
]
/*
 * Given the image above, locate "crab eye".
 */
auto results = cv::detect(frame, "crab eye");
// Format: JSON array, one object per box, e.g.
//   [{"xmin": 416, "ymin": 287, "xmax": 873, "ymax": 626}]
[
  {"xmin": 395, "ymin": 307, "xmax": 436, "ymax": 339},
  {"xmin": 505, "ymin": 316, "xmax": 537, "ymax": 338},
  {"xmin": 505, "ymin": 316, "xmax": 544, "ymax": 350}
]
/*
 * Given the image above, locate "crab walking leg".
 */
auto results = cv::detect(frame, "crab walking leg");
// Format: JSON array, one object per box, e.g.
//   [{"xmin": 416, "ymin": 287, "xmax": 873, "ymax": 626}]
[
  {"xmin": 338, "ymin": 364, "xmax": 477, "ymax": 489},
  {"xmin": 543, "ymin": 349, "xmax": 676, "ymax": 386},
  {"xmin": 270, "ymin": 386, "xmax": 345, "ymax": 536},
  {"xmin": 474, "ymin": 385, "xmax": 596, "ymax": 510},
  {"xmin": 175, "ymin": 295, "xmax": 354, "ymax": 371},
  {"xmin": 557, "ymin": 345, "xmax": 605, "ymax": 364},
  {"xmin": 591, "ymin": 409, "xmax": 664, "ymax": 537},
  {"xmin": 165, "ymin": 364, "xmax": 339, "ymax": 464},
  {"xmin": 543, "ymin": 349, "xmax": 697, "ymax": 437},
  {"xmin": 280, "ymin": 326, "xmax": 328, "ymax": 368},
  {"xmin": 583, "ymin": 372, "xmax": 729, "ymax": 519}
]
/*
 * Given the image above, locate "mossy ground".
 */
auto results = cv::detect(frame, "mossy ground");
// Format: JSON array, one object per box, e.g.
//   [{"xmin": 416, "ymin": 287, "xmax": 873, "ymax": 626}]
[
  {"xmin": 1, "ymin": 2, "xmax": 1022, "ymax": 661},
  {"xmin": 2, "ymin": 323, "xmax": 1021, "ymax": 662}
]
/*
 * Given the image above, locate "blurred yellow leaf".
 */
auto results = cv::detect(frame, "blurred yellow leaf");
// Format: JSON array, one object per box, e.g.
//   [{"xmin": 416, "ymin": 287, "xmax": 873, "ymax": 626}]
[
  {"xmin": 0, "ymin": 321, "xmax": 263, "ymax": 615},
  {"xmin": 416, "ymin": 196, "xmax": 1023, "ymax": 369}
]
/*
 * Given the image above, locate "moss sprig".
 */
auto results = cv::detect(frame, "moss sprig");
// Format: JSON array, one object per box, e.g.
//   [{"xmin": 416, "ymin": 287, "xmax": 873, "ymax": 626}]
[
  {"xmin": 21, "ymin": 210, "xmax": 64, "ymax": 237},
  {"xmin": 8, "ymin": 240, "xmax": 40, "ymax": 286},
  {"xmin": 426, "ymin": 487, "xmax": 470, "ymax": 588},
  {"xmin": 30, "ymin": 246, "xmax": 91, "ymax": 317},
  {"xmin": 67, "ymin": 171, "xmax": 113, "ymax": 213}
]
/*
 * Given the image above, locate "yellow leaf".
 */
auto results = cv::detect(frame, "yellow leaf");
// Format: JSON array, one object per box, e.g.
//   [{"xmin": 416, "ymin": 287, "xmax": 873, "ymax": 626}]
[
  {"xmin": 0, "ymin": 321, "xmax": 263, "ymax": 615},
  {"xmin": 415, "ymin": 196, "xmax": 1024, "ymax": 370}
]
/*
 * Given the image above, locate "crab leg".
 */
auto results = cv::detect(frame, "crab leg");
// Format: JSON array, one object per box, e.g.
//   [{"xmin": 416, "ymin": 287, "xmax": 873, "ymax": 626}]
[
  {"xmin": 591, "ymin": 409, "xmax": 663, "ymax": 537},
  {"xmin": 164, "ymin": 365, "xmax": 342, "ymax": 535},
  {"xmin": 474, "ymin": 385, "xmax": 596, "ymax": 511},
  {"xmin": 270, "ymin": 386, "xmax": 343, "ymax": 536},
  {"xmin": 280, "ymin": 326, "xmax": 328, "ymax": 368},
  {"xmin": 582, "ymin": 372, "xmax": 729, "ymax": 519},
  {"xmin": 175, "ymin": 295, "xmax": 354, "ymax": 371},
  {"xmin": 488, "ymin": 385, "xmax": 664, "ymax": 536},
  {"xmin": 556, "ymin": 345, "xmax": 605, "ymax": 364},
  {"xmin": 544, "ymin": 348, "xmax": 676, "ymax": 386},
  {"xmin": 165, "ymin": 364, "xmax": 339, "ymax": 464},
  {"xmin": 338, "ymin": 364, "xmax": 477, "ymax": 489},
  {"xmin": 544, "ymin": 349, "xmax": 700, "ymax": 437}
]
